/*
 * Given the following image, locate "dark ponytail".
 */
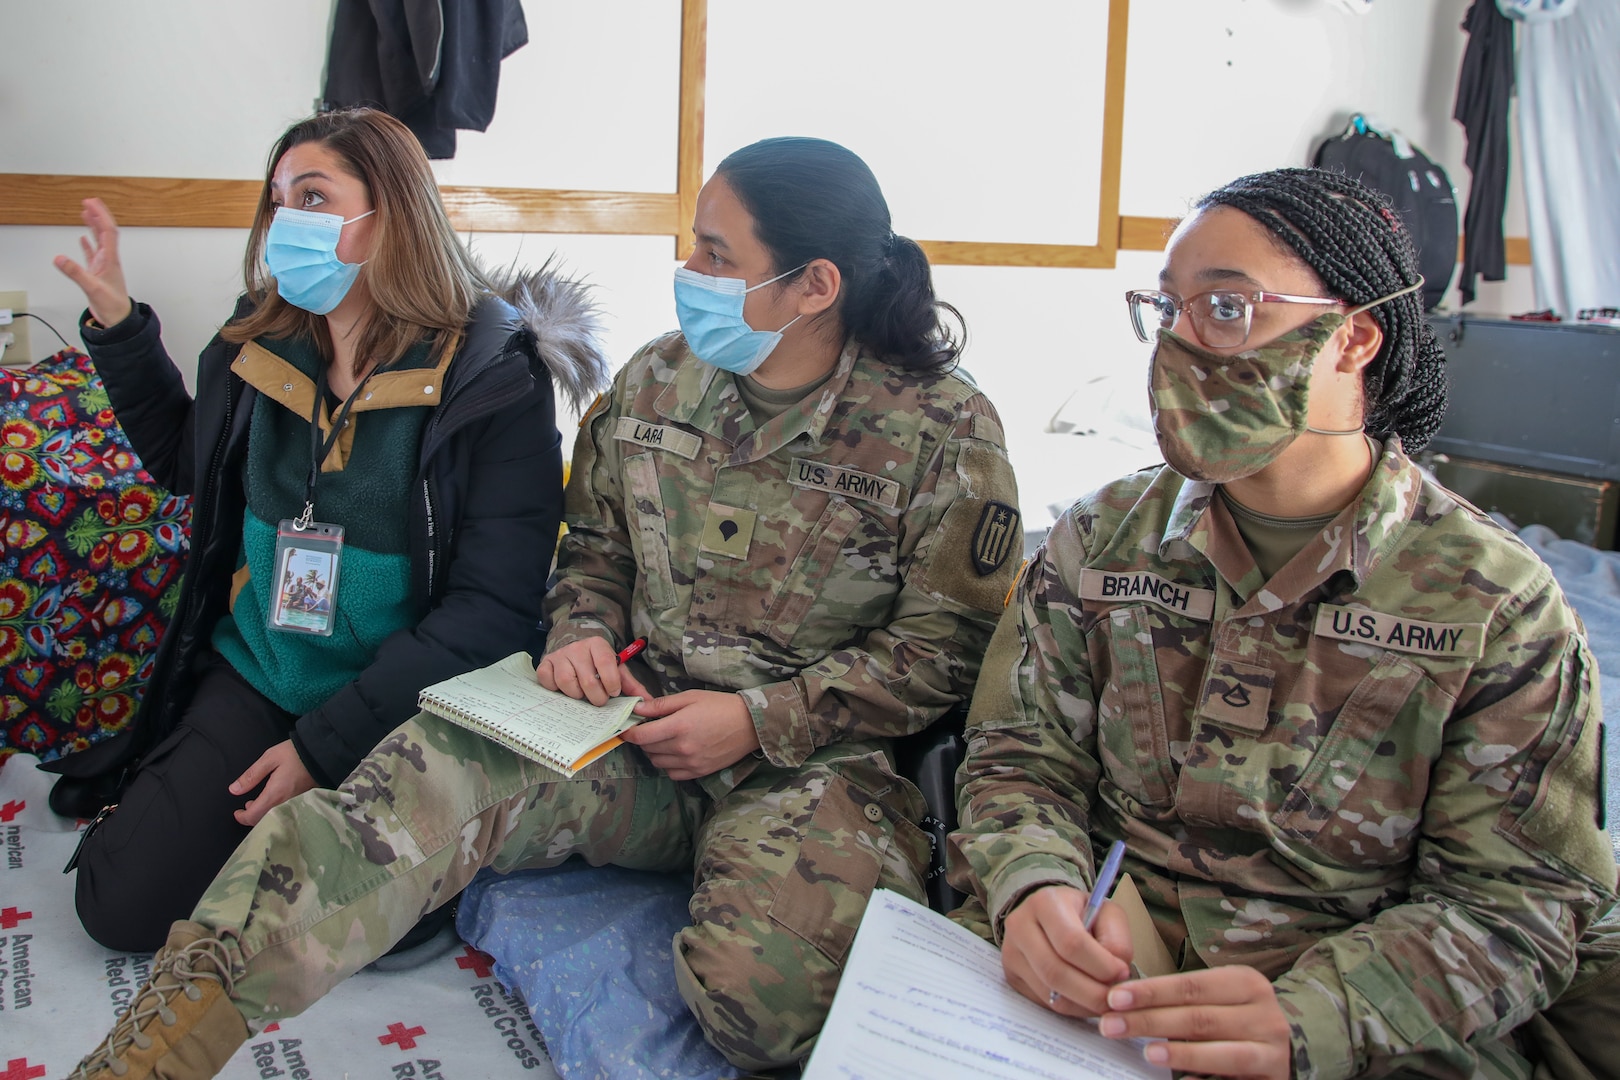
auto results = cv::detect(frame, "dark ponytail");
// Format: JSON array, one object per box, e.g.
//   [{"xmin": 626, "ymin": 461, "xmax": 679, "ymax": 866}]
[
  {"xmin": 716, "ymin": 137, "xmax": 964, "ymax": 372},
  {"xmin": 1196, "ymin": 167, "xmax": 1448, "ymax": 451}
]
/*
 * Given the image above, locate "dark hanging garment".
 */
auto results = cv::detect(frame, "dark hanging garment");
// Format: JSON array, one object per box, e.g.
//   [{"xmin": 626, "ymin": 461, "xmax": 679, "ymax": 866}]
[
  {"xmin": 322, "ymin": 0, "xmax": 527, "ymax": 160},
  {"xmin": 400, "ymin": 0, "xmax": 528, "ymax": 158},
  {"xmin": 1453, "ymin": 1, "xmax": 1516, "ymax": 305}
]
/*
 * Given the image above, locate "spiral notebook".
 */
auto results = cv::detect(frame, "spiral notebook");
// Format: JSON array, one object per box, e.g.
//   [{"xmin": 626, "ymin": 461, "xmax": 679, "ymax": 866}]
[{"xmin": 417, "ymin": 652, "xmax": 642, "ymax": 776}]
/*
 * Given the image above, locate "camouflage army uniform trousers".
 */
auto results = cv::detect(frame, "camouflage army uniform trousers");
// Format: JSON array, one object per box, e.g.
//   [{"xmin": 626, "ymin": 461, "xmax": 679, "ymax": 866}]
[{"xmin": 190, "ymin": 712, "xmax": 931, "ymax": 1070}]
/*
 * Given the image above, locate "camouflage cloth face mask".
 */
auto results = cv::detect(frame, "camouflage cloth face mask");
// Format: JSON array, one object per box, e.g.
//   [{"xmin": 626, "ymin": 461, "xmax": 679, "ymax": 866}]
[
  {"xmin": 1148, "ymin": 312, "xmax": 1348, "ymax": 484},
  {"xmin": 1147, "ymin": 278, "xmax": 1425, "ymax": 484}
]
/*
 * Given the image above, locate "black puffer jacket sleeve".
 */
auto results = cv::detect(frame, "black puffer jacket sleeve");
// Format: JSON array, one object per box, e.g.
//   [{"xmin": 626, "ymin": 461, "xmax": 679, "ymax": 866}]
[
  {"xmin": 288, "ymin": 350, "xmax": 564, "ymax": 785},
  {"xmin": 77, "ymin": 303, "xmax": 200, "ymax": 495}
]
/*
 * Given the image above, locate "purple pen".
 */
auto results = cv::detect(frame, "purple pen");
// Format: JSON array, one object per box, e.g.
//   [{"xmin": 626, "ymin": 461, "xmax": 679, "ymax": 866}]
[{"xmin": 1082, "ymin": 839, "xmax": 1127, "ymax": 931}]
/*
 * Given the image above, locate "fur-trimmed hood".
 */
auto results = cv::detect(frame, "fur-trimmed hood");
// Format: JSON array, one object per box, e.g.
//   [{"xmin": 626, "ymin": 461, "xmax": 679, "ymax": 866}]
[{"xmin": 484, "ymin": 258, "xmax": 611, "ymax": 415}]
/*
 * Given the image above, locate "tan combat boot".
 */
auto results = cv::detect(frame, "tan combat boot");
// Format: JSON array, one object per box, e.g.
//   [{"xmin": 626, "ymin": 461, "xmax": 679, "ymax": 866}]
[{"xmin": 65, "ymin": 921, "xmax": 250, "ymax": 1080}]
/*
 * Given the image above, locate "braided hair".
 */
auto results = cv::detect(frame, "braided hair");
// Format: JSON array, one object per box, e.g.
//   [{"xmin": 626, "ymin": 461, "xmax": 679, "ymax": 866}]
[{"xmin": 1196, "ymin": 168, "xmax": 1448, "ymax": 450}]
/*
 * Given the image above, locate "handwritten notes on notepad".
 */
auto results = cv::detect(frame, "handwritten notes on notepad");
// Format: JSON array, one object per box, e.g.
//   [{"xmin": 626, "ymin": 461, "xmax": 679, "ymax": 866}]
[
  {"xmin": 417, "ymin": 652, "xmax": 641, "ymax": 776},
  {"xmin": 804, "ymin": 890, "xmax": 1170, "ymax": 1080}
]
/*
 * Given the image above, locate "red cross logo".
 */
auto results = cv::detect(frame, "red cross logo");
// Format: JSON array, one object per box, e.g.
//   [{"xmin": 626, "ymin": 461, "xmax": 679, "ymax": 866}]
[
  {"xmin": 0, "ymin": 1058, "xmax": 47, "ymax": 1080},
  {"xmin": 455, "ymin": 946, "xmax": 495, "ymax": 979},
  {"xmin": 0, "ymin": 909, "xmax": 32, "ymax": 930},
  {"xmin": 0, "ymin": 801, "xmax": 23, "ymax": 823},
  {"xmin": 378, "ymin": 1022, "xmax": 427, "ymax": 1051}
]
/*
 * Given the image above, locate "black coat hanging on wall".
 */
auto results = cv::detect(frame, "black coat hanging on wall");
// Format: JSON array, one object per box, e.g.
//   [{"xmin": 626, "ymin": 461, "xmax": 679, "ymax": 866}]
[
  {"xmin": 323, "ymin": 0, "xmax": 529, "ymax": 160},
  {"xmin": 1454, "ymin": 1, "xmax": 1516, "ymax": 305}
]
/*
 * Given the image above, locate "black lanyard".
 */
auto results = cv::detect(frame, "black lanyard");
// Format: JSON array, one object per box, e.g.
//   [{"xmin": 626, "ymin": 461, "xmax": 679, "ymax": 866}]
[{"xmin": 298, "ymin": 362, "xmax": 377, "ymax": 528}]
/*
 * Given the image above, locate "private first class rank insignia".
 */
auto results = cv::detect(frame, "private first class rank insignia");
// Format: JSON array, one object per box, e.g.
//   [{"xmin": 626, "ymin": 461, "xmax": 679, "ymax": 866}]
[{"xmin": 972, "ymin": 501, "xmax": 1019, "ymax": 576}]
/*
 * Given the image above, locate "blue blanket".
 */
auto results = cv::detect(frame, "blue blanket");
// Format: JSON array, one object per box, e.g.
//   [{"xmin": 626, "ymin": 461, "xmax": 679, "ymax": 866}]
[
  {"xmin": 1516, "ymin": 524, "xmax": 1620, "ymax": 857},
  {"xmin": 457, "ymin": 860, "xmax": 739, "ymax": 1080}
]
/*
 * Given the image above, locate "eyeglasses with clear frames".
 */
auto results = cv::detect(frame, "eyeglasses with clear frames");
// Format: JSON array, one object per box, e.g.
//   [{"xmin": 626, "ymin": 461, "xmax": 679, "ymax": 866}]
[{"xmin": 1125, "ymin": 288, "xmax": 1345, "ymax": 349}]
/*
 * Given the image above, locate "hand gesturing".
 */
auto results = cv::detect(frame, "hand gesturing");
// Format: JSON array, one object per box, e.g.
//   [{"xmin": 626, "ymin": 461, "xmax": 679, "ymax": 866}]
[{"xmin": 53, "ymin": 198, "xmax": 133, "ymax": 328}]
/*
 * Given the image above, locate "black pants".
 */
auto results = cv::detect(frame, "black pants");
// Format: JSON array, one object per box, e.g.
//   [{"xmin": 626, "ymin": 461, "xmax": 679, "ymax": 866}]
[{"xmin": 74, "ymin": 653, "xmax": 295, "ymax": 952}]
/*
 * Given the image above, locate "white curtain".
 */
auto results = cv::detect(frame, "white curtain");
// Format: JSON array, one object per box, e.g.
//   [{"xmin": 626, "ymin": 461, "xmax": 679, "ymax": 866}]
[{"xmin": 1517, "ymin": 0, "xmax": 1620, "ymax": 315}]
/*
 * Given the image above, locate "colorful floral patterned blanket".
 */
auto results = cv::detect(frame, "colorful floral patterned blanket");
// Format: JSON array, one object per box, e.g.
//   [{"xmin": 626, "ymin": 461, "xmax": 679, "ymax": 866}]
[{"xmin": 0, "ymin": 349, "xmax": 190, "ymax": 763}]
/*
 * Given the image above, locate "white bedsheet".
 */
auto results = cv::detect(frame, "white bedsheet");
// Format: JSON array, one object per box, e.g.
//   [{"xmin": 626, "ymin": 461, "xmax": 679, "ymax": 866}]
[
  {"xmin": 0, "ymin": 754, "xmax": 559, "ymax": 1078},
  {"xmin": 1007, "ymin": 375, "xmax": 1163, "ymax": 537}
]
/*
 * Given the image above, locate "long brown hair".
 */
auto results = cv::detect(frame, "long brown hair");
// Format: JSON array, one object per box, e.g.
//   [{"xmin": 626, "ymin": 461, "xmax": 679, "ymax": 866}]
[{"xmin": 222, "ymin": 109, "xmax": 486, "ymax": 373}]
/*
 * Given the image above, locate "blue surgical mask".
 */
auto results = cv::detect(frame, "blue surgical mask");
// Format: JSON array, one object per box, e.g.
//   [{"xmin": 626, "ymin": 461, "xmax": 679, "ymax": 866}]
[
  {"xmin": 265, "ymin": 206, "xmax": 376, "ymax": 315},
  {"xmin": 673, "ymin": 265, "xmax": 806, "ymax": 375}
]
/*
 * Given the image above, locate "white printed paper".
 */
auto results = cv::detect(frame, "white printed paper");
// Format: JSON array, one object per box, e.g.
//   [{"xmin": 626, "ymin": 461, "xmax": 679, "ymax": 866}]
[{"xmin": 805, "ymin": 889, "xmax": 1170, "ymax": 1080}]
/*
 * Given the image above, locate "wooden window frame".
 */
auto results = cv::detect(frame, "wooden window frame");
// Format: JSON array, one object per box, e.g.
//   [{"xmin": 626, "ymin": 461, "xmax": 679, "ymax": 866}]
[
  {"xmin": 0, "ymin": 2, "xmax": 1532, "ymax": 268},
  {"xmin": 0, "ymin": 0, "xmax": 1133, "ymax": 268}
]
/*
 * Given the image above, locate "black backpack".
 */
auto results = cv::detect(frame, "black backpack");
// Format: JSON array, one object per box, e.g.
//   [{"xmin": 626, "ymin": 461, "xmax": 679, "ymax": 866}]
[{"xmin": 1312, "ymin": 118, "xmax": 1458, "ymax": 311}]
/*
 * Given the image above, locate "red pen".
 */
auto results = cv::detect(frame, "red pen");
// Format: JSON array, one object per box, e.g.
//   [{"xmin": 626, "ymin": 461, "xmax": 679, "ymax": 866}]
[{"xmin": 616, "ymin": 637, "xmax": 647, "ymax": 664}]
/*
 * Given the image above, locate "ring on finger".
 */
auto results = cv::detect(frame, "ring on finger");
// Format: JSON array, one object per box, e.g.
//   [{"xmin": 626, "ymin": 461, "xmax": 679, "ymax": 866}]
[{"xmin": 1048, "ymin": 989, "xmax": 1061, "ymax": 1006}]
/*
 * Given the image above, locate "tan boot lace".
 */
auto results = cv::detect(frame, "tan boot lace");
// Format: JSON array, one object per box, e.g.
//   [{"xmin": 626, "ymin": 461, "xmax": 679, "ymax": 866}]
[{"xmin": 67, "ymin": 937, "xmax": 238, "ymax": 1079}]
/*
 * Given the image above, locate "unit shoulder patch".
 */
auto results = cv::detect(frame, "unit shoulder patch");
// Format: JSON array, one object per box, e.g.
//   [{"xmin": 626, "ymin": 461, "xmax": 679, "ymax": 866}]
[
  {"xmin": 1078, "ymin": 569, "xmax": 1216, "ymax": 621},
  {"xmin": 971, "ymin": 501, "xmax": 1020, "ymax": 577}
]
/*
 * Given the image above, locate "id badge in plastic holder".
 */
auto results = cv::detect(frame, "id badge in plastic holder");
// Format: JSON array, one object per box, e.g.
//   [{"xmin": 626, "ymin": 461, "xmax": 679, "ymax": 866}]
[{"xmin": 269, "ymin": 520, "xmax": 344, "ymax": 636}]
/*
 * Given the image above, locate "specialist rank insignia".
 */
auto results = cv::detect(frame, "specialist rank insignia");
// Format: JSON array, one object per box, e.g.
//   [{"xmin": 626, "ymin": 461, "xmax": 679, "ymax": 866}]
[{"xmin": 971, "ymin": 501, "xmax": 1020, "ymax": 577}]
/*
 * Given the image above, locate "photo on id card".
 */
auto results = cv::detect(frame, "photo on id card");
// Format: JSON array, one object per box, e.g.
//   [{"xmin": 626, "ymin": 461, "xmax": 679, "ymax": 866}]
[{"xmin": 270, "ymin": 522, "xmax": 343, "ymax": 635}]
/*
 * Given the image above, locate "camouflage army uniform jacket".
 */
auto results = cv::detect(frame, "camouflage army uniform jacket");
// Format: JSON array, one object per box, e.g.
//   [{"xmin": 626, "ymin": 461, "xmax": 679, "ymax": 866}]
[
  {"xmin": 951, "ymin": 440, "xmax": 1615, "ymax": 1079},
  {"xmin": 547, "ymin": 333, "xmax": 1022, "ymax": 801}
]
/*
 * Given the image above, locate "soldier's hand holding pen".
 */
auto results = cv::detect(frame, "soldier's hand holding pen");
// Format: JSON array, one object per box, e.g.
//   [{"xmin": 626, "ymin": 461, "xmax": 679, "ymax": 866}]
[
  {"xmin": 537, "ymin": 637, "xmax": 642, "ymax": 706},
  {"xmin": 536, "ymin": 637, "xmax": 763, "ymax": 778},
  {"xmin": 1001, "ymin": 883, "xmax": 1134, "ymax": 1019},
  {"xmin": 1003, "ymin": 839, "xmax": 1133, "ymax": 1018},
  {"xmin": 1001, "ymin": 834, "xmax": 1292, "ymax": 1079}
]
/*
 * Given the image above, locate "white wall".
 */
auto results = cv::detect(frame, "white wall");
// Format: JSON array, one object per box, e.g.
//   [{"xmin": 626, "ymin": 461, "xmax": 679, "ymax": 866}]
[
  {"xmin": 706, "ymin": 0, "xmax": 1112, "ymax": 248},
  {"xmin": 0, "ymin": 0, "xmax": 1535, "ymax": 490},
  {"xmin": 0, "ymin": 0, "xmax": 681, "ymax": 395},
  {"xmin": 945, "ymin": 0, "xmax": 1536, "ymax": 491}
]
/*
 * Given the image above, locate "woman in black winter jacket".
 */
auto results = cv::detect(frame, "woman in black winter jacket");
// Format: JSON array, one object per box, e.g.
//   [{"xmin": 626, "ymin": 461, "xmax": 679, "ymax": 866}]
[{"xmin": 49, "ymin": 108, "xmax": 608, "ymax": 952}]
